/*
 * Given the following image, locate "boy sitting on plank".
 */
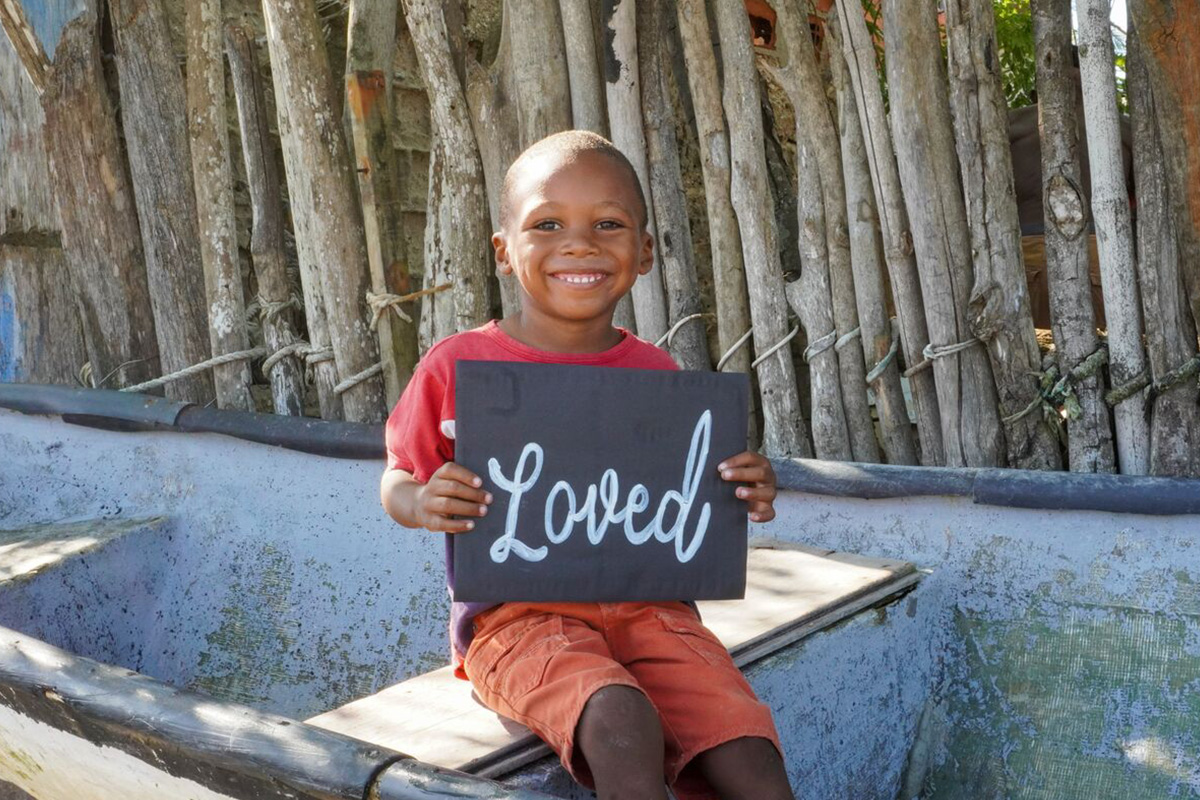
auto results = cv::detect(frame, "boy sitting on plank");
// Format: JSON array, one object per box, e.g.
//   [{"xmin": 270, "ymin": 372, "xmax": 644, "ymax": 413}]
[{"xmin": 381, "ymin": 131, "xmax": 793, "ymax": 800}]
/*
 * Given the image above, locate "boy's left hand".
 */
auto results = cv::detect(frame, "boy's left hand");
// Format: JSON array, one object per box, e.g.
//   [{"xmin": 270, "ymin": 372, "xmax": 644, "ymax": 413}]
[{"xmin": 717, "ymin": 451, "xmax": 777, "ymax": 523}]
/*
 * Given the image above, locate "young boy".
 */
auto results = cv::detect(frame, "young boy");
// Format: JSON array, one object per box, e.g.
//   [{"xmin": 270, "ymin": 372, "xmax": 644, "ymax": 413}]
[{"xmin": 381, "ymin": 130, "xmax": 794, "ymax": 800}]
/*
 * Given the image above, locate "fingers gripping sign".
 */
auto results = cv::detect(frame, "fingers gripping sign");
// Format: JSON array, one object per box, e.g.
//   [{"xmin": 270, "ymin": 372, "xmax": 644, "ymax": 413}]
[
  {"xmin": 717, "ymin": 451, "xmax": 777, "ymax": 523},
  {"xmin": 417, "ymin": 462, "xmax": 494, "ymax": 533}
]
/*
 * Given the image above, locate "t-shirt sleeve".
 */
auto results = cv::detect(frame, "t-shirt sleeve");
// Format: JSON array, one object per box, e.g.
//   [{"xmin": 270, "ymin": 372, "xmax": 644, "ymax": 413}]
[{"xmin": 384, "ymin": 361, "xmax": 454, "ymax": 482}]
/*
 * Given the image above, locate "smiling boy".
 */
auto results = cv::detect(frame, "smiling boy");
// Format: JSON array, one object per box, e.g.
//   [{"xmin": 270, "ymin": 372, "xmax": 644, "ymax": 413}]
[{"xmin": 381, "ymin": 131, "xmax": 794, "ymax": 800}]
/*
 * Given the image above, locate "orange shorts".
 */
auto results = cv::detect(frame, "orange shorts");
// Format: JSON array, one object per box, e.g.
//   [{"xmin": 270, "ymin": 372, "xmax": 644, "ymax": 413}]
[{"xmin": 463, "ymin": 601, "xmax": 782, "ymax": 800}]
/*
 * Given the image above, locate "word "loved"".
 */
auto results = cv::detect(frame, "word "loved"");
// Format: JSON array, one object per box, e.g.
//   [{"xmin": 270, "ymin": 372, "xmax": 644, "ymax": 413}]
[{"xmin": 486, "ymin": 410, "xmax": 714, "ymax": 565}]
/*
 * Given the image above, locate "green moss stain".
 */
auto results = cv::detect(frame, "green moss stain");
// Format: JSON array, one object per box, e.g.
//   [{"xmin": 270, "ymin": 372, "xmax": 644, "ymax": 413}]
[
  {"xmin": 928, "ymin": 601, "xmax": 1200, "ymax": 799},
  {"xmin": 0, "ymin": 735, "xmax": 44, "ymax": 782}
]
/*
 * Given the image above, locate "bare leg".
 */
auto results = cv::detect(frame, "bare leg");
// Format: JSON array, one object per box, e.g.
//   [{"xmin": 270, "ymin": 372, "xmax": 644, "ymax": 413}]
[
  {"xmin": 693, "ymin": 736, "xmax": 794, "ymax": 800},
  {"xmin": 575, "ymin": 685, "xmax": 670, "ymax": 800}
]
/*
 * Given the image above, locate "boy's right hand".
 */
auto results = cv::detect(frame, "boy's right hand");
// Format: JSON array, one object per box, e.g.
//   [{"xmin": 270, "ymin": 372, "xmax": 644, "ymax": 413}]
[{"xmin": 414, "ymin": 462, "xmax": 493, "ymax": 533}]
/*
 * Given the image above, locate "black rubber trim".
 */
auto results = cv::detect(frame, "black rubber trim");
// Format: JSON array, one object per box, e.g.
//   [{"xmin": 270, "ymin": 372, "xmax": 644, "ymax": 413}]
[
  {"xmin": 0, "ymin": 384, "xmax": 384, "ymax": 459},
  {"xmin": 773, "ymin": 458, "xmax": 1200, "ymax": 516}
]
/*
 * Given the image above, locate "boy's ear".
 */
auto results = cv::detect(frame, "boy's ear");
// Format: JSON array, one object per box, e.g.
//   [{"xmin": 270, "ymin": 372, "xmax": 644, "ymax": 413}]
[
  {"xmin": 638, "ymin": 230, "xmax": 654, "ymax": 275},
  {"xmin": 492, "ymin": 231, "xmax": 512, "ymax": 275}
]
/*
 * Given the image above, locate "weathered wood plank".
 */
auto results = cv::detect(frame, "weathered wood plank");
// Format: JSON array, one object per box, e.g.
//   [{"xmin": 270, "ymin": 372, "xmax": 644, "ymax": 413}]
[
  {"xmin": 185, "ymin": 0, "xmax": 252, "ymax": 411},
  {"xmin": 945, "ymin": 0, "xmax": 1061, "ymax": 470},
  {"xmin": 885, "ymin": 0, "xmax": 1003, "ymax": 468},
  {"xmin": 29, "ymin": 0, "xmax": 159, "ymax": 390},
  {"xmin": 262, "ymin": 0, "xmax": 386, "ymax": 422},
  {"xmin": 602, "ymin": 0, "xmax": 669, "ymax": 341},
  {"xmin": 109, "ymin": 0, "xmax": 215, "ymax": 405},
  {"xmin": 0, "ymin": 245, "xmax": 86, "ymax": 385},
  {"xmin": 225, "ymin": 26, "xmax": 305, "ymax": 417},
  {"xmin": 1078, "ymin": 0, "xmax": 1150, "ymax": 474},
  {"xmin": 711, "ymin": 0, "xmax": 810, "ymax": 458},
  {"xmin": 830, "ymin": 0, "xmax": 944, "ymax": 465}
]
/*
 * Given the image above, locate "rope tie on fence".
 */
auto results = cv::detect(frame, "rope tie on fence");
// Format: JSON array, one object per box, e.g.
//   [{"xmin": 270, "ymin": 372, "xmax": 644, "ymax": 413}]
[
  {"xmin": 716, "ymin": 327, "xmax": 755, "ymax": 372},
  {"xmin": 1000, "ymin": 344, "xmax": 1108, "ymax": 425},
  {"xmin": 902, "ymin": 337, "xmax": 982, "ymax": 378},
  {"xmin": 1125, "ymin": 351, "xmax": 1200, "ymax": 415},
  {"xmin": 120, "ymin": 348, "xmax": 267, "ymax": 393},
  {"xmin": 833, "ymin": 327, "xmax": 861, "ymax": 352},
  {"xmin": 864, "ymin": 321, "xmax": 901, "ymax": 385},
  {"xmin": 334, "ymin": 361, "xmax": 383, "ymax": 395},
  {"xmin": 803, "ymin": 329, "xmax": 837, "ymax": 363},
  {"xmin": 257, "ymin": 295, "xmax": 303, "ymax": 324},
  {"xmin": 366, "ymin": 283, "xmax": 453, "ymax": 330},
  {"xmin": 654, "ymin": 313, "xmax": 707, "ymax": 349},
  {"xmin": 1105, "ymin": 369, "xmax": 1151, "ymax": 408},
  {"xmin": 753, "ymin": 325, "xmax": 801, "ymax": 369}
]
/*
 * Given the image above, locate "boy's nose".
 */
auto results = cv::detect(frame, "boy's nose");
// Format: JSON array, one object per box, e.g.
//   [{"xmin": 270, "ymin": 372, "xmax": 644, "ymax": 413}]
[{"xmin": 559, "ymin": 228, "xmax": 600, "ymax": 256}]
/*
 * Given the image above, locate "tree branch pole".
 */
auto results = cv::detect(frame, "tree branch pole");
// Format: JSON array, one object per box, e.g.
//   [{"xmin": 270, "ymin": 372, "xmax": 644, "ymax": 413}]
[
  {"xmin": 110, "ymin": 0, "xmax": 215, "ymax": 405},
  {"xmin": 945, "ymin": 0, "xmax": 1060, "ymax": 469},
  {"xmin": 559, "ymin": 0, "xmax": 606, "ymax": 133},
  {"xmin": 1129, "ymin": 28, "xmax": 1200, "ymax": 476},
  {"xmin": 346, "ymin": 0, "xmax": 418, "ymax": 405},
  {"xmin": 639, "ymin": 0, "xmax": 710, "ymax": 372},
  {"xmin": 712, "ymin": 0, "xmax": 810, "ymax": 458},
  {"xmin": 262, "ymin": 0, "xmax": 386, "ymax": 422},
  {"xmin": 225, "ymin": 25, "xmax": 305, "ymax": 417},
  {"xmin": 831, "ymin": 0, "xmax": 944, "ymax": 465},
  {"xmin": 1077, "ymin": 0, "xmax": 1150, "ymax": 473},
  {"xmin": 827, "ymin": 12, "xmax": 918, "ymax": 465},
  {"xmin": 1129, "ymin": 0, "xmax": 1200, "ymax": 335},
  {"xmin": 186, "ymin": 0, "xmax": 253, "ymax": 411},
  {"xmin": 772, "ymin": 0, "xmax": 878, "ymax": 463},
  {"xmin": 602, "ymin": 0, "xmax": 669, "ymax": 342},
  {"xmin": 5, "ymin": 0, "xmax": 159, "ymax": 389},
  {"xmin": 403, "ymin": 0, "xmax": 492, "ymax": 335},
  {"xmin": 883, "ymin": 0, "xmax": 1003, "ymax": 467},
  {"xmin": 1030, "ymin": 0, "xmax": 1114, "ymax": 472}
]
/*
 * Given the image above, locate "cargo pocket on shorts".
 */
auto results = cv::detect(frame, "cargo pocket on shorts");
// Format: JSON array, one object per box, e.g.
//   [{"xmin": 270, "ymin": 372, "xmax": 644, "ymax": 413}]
[
  {"xmin": 477, "ymin": 615, "xmax": 570, "ymax": 704},
  {"xmin": 654, "ymin": 610, "xmax": 731, "ymax": 668}
]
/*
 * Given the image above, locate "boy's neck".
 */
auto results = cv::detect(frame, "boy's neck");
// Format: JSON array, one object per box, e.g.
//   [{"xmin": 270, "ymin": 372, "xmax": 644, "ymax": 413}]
[{"xmin": 499, "ymin": 311, "xmax": 624, "ymax": 354}]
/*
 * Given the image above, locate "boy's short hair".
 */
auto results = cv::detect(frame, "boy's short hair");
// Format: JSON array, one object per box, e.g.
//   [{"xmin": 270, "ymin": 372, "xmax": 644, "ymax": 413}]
[{"xmin": 498, "ymin": 130, "xmax": 649, "ymax": 229}]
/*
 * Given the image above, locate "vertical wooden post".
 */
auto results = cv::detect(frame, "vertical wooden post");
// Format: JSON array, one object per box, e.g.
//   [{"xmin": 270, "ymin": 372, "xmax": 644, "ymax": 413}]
[
  {"xmin": 830, "ymin": 0, "xmax": 944, "ymax": 465},
  {"xmin": 225, "ymin": 25, "xmax": 306, "ymax": 417},
  {"xmin": 827, "ymin": 13, "xmax": 918, "ymax": 466},
  {"xmin": 1077, "ymin": 0, "xmax": 1150, "ymax": 473},
  {"xmin": 602, "ymin": 0, "xmax": 669, "ymax": 342},
  {"xmin": 772, "ymin": 0, "xmax": 878, "ymax": 463},
  {"xmin": 1129, "ymin": 0, "xmax": 1200, "ymax": 334},
  {"xmin": 639, "ymin": 0, "xmax": 710, "ymax": 371},
  {"xmin": 559, "ymin": 0, "xmax": 606, "ymax": 133},
  {"xmin": 185, "ymin": 0, "xmax": 254, "ymax": 411},
  {"xmin": 945, "ymin": 0, "xmax": 1061, "ymax": 470},
  {"xmin": 1129, "ymin": 29, "xmax": 1200, "ymax": 476},
  {"xmin": 403, "ymin": 0, "xmax": 492, "ymax": 334},
  {"xmin": 712, "ymin": 0, "xmax": 810, "ymax": 458},
  {"xmin": 262, "ymin": 0, "xmax": 386, "ymax": 423},
  {"xmin": 109, "ymin": 0, "xmax": 215, "ymax": 405},
  {"xmin": 1030, "ymin": 0, "xmax": 1115, "ymax": 473},
  {"xmin": 675, "ymin": 0, "xmax": 754, "ymax": 377},
  {"xmin": 884, "ymin": 0, "xmax": 1003, "ymax": 468},
  {"xmin": 346, "ymin": 0, "xmax": 419, "ymax": 406}
]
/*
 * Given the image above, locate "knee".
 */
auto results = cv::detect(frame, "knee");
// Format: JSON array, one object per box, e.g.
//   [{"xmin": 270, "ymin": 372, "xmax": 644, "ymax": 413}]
[{"xmin": 577, "ymin": 685, "xmax": 662, "ymax": 752}]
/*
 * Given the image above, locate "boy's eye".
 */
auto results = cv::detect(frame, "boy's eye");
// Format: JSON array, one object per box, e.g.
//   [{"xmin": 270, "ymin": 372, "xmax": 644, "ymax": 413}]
[
  {"xmin": 532, "ymin": 220, "xmax": 561, "ymax": 231},
  {"xmin": 596, "ymin": 220, "xmax": 624, "ymax": 230}
]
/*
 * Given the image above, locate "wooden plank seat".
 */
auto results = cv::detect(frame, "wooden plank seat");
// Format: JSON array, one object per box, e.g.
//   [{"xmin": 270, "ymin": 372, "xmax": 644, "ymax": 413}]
[
  {"xmin": 305, "ymin": 539, "xmax": 920, "ymax": 779},
  {"xmin": 0, "ymin": 517, "xmax": 167, "ymax": 585}
]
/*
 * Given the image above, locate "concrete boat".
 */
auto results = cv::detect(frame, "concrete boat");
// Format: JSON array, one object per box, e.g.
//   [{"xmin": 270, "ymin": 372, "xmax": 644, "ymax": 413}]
[{"xmin": 1, "ymin": 384, "xmax": 1197, "ymax": 799}]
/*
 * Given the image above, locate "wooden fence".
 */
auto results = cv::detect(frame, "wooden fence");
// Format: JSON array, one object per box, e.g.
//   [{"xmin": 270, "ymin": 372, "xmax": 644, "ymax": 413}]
[{"xmin": 0, "ymin": 0, "xmax": 1197, "ymax": 476}]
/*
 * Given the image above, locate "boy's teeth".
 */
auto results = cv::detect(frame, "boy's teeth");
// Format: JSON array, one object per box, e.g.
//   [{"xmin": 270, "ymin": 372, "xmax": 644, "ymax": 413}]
[{"xmin": 560, "ymin": 274, "xmax": 601, "ymax": 284}]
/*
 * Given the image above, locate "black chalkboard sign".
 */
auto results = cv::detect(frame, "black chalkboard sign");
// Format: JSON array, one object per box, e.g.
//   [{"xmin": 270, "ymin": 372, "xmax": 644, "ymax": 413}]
[{"xmin": 453, "ymin": 361, "xmax": 749, "ymax": 603}]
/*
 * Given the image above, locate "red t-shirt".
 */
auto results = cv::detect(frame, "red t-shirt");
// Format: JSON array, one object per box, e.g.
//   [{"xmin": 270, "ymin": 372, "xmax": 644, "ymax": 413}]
[{"xmin": 385, "ymin": 320, "xmax": 679, "ymax": 670}]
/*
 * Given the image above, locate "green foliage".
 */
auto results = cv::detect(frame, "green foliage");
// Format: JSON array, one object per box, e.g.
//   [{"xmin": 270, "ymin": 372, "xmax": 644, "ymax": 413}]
[{"xmin": 993, "ymin": 0, "xmax": 1037, "ymax": 109}]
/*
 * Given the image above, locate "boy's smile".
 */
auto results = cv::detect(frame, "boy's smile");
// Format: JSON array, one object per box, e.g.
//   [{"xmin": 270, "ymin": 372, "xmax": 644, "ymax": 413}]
[{"xmin": 492, "ymin": 151, "xmax": 653, "ymax": 352}]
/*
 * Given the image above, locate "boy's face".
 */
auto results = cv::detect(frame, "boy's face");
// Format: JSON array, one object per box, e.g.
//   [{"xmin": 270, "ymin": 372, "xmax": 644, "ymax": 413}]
[{"xmin": 493, "ymin": 151, "xmax": 653, "ymax": 326}]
